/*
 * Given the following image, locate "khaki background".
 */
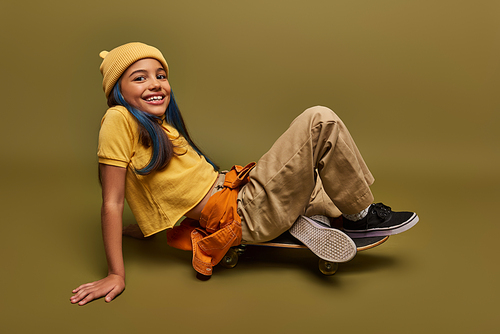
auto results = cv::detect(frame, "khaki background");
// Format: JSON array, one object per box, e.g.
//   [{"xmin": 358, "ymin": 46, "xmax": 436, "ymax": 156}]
[{"xmin": 1, "ymin": 0, "xmax": 499, "ymax": 333}]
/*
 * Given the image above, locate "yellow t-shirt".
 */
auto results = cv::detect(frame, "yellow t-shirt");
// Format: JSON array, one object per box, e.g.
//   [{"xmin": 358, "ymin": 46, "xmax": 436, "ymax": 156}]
[{"xmin": 97, "ymin": 106, "xmax": 218, "ymax": 237}]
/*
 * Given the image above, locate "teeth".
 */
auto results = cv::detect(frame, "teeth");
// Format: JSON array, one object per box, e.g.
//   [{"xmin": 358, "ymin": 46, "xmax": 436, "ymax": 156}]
[{"xmin": 146, "ymin": 96, "xmax": 163, "ymax": 101}]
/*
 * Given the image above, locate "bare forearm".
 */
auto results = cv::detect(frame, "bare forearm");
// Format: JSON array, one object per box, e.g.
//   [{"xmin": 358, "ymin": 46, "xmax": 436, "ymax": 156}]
[
  {"xmin": 101, "ymin": 203, "xmax": 125, "ymax": 278},
  {"xmin": 70, "ymin": 204, "xmax": 126, "ymax": 306}
]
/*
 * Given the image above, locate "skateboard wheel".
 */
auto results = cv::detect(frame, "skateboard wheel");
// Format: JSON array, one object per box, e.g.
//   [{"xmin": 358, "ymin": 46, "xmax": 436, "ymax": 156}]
[
  {"xmin": 220, "ymin": 248, "xmax": 239, "ymax": 269},
  {"xmin": 318, "ymin": 259, "xmax": 338, "ymax": 276}
]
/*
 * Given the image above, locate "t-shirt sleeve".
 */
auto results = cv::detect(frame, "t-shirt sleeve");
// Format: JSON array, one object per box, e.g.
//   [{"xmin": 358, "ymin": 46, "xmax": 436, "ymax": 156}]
[{"xmin": 97, "ymin": 108, "xmax": 135, "ymax": 168}]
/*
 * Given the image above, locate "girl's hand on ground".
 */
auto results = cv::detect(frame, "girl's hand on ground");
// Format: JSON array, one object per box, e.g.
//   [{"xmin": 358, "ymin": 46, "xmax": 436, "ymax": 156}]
[{"xmin": 70, "ymin": 274, "xmax": 125, "ymax": 306}]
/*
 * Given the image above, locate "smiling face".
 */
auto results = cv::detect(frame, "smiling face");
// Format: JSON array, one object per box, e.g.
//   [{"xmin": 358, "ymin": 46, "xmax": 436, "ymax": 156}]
[{"xmin": 119, "ymin": 58, "xmax": 171, "ymax": 117}]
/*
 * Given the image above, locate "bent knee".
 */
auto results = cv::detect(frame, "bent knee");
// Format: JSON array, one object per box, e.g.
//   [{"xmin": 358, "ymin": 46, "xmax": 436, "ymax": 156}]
[{"xmin": 295, "ymin": 106, "xmax": 342, "ymax": 126}]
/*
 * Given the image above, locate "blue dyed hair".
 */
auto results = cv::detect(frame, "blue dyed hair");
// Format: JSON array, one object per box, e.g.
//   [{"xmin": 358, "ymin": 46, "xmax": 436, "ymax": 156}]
[{"xmin": 110, "ymin": 83, "xmax": 218, "ymax": 174}]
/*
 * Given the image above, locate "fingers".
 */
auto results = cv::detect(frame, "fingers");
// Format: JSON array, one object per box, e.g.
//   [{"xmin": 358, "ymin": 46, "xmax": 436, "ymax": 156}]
[
  {"xmin": 105, "ymin": 287, "xmax": 120, "ymax": 303},
  {"xmin": 74, "ymin": 292, "xmax": 96, "ymax": 306},
  {"xmin": 72, "ymin": 282, "xmax": 95, "ymax": 293},
  {"xmin": 70, "ymin": 280, "xmax": 106, "ymax": 305},
  {"xmin": 70, "ymin": 286, "xmax": 103, "ymax": 305},
  {"xmin": 71, "ymin": 279, "xmax": 102, "ymax": 296}
]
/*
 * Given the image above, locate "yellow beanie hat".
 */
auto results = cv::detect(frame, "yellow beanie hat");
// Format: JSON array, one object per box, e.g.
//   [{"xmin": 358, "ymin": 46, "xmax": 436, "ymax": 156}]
[{"xmin": 99, "ymin": 42, "xmax": 169, "ymax": 97}]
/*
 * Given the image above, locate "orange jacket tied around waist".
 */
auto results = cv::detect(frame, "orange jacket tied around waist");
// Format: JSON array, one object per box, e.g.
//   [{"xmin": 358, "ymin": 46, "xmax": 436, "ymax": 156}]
[{"xmin": 166, "ymin": 163, "xmax": 256, "ymax": 276}]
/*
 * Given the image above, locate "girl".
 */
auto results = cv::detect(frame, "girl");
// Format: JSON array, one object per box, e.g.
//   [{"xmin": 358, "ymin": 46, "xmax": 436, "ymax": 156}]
[{"xmin": 70, "ymin": 42, "xmax": 418, "ymax": 306}]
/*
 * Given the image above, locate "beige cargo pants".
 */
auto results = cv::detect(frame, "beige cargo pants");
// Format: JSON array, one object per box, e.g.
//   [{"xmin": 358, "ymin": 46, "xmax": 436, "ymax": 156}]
[{"xmin": 237, "ymin": 106, "xmax": 375, "ymax": 243}]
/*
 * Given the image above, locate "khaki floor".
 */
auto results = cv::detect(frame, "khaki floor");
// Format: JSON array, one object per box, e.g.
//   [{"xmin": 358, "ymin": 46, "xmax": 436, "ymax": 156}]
[{"xmin": 1, "ymin": 1, "xmax": 499, "ymax": 333}]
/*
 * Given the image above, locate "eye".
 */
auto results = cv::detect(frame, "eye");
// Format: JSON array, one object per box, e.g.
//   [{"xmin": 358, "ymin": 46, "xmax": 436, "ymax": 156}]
[
  {"xmin": 157, "ymin": 74, "xmax": 167, "ymax": 80},
  {"xmin": 133, "ymin": 76, "xmax": 146, "ymax": 82}
]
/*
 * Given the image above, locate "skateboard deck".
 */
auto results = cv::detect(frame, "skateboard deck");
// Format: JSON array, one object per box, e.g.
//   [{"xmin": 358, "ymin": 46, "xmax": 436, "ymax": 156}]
[
  {"xmin": 220, "ymin": 231, "xmax": 389, "ymax": 275},
  {"xmin": 243, "ymin": 231, "xmax": 388, "ymax": 251}
]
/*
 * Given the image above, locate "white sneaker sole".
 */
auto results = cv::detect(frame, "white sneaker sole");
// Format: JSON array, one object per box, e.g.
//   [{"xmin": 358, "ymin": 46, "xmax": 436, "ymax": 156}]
[{"xmin": 290, "ymin": 216, "xmax": 357, "ymax": 263}]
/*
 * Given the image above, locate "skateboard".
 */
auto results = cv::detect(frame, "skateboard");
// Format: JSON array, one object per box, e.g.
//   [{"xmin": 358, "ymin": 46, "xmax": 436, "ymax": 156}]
[{"xmin": 219, "ymin": 231, "xmax": 389, "ymax": 275}]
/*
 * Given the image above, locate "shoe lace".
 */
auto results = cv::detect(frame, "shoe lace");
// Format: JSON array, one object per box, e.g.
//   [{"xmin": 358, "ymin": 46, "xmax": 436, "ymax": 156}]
[{"xmin": 371, "ymin": 203, "xmax": 391, "ymax": 219}]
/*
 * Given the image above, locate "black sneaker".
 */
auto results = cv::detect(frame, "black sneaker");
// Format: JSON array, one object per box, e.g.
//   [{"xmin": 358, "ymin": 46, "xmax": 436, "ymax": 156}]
[
  {"xmin": 290, "ymin": 216, "xmax": 357, "ymax": 263},
  {"xmin": 343, "ymin": 203, "xmax": 419, "ymax": 238}
]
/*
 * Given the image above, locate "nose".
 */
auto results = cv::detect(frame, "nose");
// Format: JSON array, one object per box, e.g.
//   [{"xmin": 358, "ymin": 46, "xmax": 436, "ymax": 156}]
[{"xmin": 149, "ymin": 78, "xmax": 161, "ymax": 90}]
